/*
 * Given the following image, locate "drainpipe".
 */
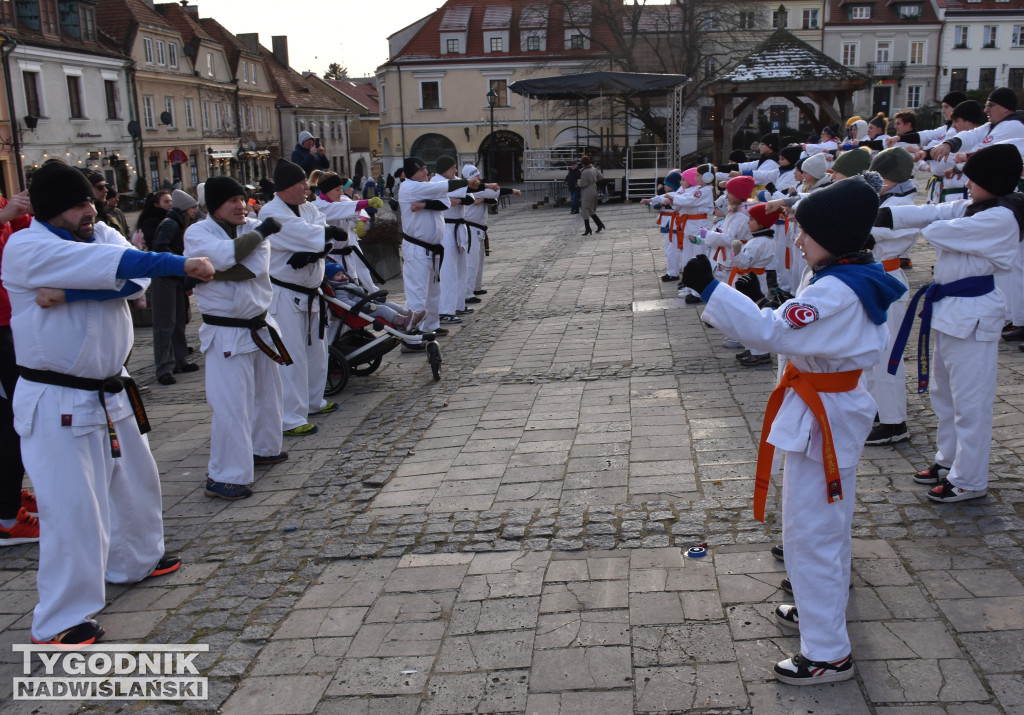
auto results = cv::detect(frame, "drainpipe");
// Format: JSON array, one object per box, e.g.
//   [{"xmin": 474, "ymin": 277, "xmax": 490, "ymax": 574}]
[
  {"xmin": 126, "ymin": 58, "xmax": 144, "ymax": 193},
  {"xmin": 397, "ymin": 63, "xmax": 405, "ymax": 158},
  {"xmin": 933, "ymin": 20, "xmax": 945, "ymax": 104},
  {"xmin": 0, "ymin": 32, "xmax": 23, "ymax": 189}
]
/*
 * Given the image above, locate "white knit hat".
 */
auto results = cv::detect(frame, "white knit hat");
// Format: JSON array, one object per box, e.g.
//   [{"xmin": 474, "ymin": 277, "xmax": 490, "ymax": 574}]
[
  {"xmin": 462, "ymin": 164, "xmax": 480, "ymax": 180},
  {"xmin": 802, "ymin": 153, "xmax": 828, "ymax": 180}
]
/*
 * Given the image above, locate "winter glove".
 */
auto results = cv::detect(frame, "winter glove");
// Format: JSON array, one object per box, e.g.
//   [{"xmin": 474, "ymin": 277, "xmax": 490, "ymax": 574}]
[
  {"xmin": 757, "ymin": 190, "xmax": 770, "ymax": 202},
  {"xmin": 730, "ymin": 239, "xmax": 744, "ymax": 255},
  {"xmin": 874, "ymin": 207, "xmax": 893, "ymax": 228},
  {"xmin": 354, "ymin": 220, "xmax": 368, "ymax": 238},
  {"xmin": 764, "ymin": 182, "xmax": 777, "ymax": 195},
  {"xmin": 484, "ymin": 198, "xmax": 498, "ymax": 206},
  {"xmin": 255, "ymin": 217, "xmax": 281, "ymax": 238},
  {"xmin": 681, "ymin": 255, "xmax": 715, "ymax": 296},
  {"xmin": 735, "ymin": 273, "xmax": 764, "ymax": 303},
  {"xmin": 688, "ymin": 234, "xmax": 702, "ymax": 244},
  {"xmin": 324, "ymin": 225, "xmax": 348, "ymax": 243},
  {"xmin": 286, "ymin": 251, "xmax": 324, "ymax": 269},
  {"xmin": 700, "ymin": 227, "xmax": 709, "ymax": 239},
  {"xmin": 367, "ymin": 196, "xmax": 384, "ymax": 210},
  {"xmin": 423, "ymin": 200, "xmax": 448, "ymax": 211}
]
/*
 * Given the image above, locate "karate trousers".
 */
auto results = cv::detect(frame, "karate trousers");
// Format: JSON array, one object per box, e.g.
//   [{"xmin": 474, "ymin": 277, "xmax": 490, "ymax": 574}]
[
  {"xmin": 271, "ymin": 288, "xmax": 327, "ymax": 430},
  {"xmin": 402, "ymin": 240, "xmax": 441, "ymax": 332},
  {"xmin": 205, "ymin": 345, "xmax": 283, "ymax": 485},
  {"xmin": 931, "ymin": 330, "xmax": 998, "ymax": 492},
  {"xmin": 439, "ymin": 225, "xmax": 467, "ymax": 316},
  {"xmin": 865, "ymin": 287, "xmax": 909, "ymax": 424},
  {"xmin": 783, "ymin": 450, "xmax": 856, "ymax": 662},
  {"xmin": 663, "ymin": 231, "xmax": 681, "ymax": 278},
  {"xmin": 994, "ymin": 243, "xmax": 1024, "ymax": 326},
  {"xmin": 21, "ymin": 395, "xmax": 164, "ymax": 641},
  {"xmin": 464, "ymin": 227, "xmax": 485, "ymax": 300}
]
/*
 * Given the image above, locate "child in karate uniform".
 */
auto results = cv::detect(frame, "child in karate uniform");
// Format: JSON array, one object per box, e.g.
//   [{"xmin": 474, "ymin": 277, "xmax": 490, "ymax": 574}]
[
  {"xmin": 732, "ymin": 203, "xmax": 782, "ymax": 366},
  {"xmin": 682, "ymin": 176, "xmax": 906, "ymax": 685},
  {"xmin": 672, "ymin": 166, "xmax": 716, "ymax": 303},
  {"xmin": 641, "ymin": 170, "xmax": 684, "ymax": 282}
]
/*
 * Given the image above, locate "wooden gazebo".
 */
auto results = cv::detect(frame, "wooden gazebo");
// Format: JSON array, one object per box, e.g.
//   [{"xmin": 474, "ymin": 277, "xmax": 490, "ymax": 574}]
[{"xmin": 706, "ymin": 30, "xmax": 872, "ymax": 163}]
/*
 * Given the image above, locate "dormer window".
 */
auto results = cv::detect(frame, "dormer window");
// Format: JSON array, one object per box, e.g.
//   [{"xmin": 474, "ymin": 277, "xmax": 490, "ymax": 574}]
[
  {"xmin": 79, "ymin": 6, "xmax": 96, "ymax": 42},
  {"xmin": 447, "ymin": 38, "xmax": 459, "ymax": 52},
  {"xmin": 0, "ymin": 0, "xmax": 15, "ymax": 28},
  {"xmin": 40, "ymin": 0, "xmax": 57, "ymax": 36},
  {"xmin": 848, "ymin": 5, "xmax": 872, "ymax": 20},
  {"xmin": 896, "ymin": 3, "xmax": 922, "ymax": 19},
  {"xmin": 490, "ymin": 37, "xmax": 503, "ymax": 51}
]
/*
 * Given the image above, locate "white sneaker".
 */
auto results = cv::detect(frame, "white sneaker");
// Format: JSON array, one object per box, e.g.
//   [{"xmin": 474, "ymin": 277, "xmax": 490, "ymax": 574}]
[
  {"xmin": 775, "ymin": 604, "xmax": 799, "ymax": 631},
  {"xmin": 774, "ymin": 652, "xmax": 854, "ymax": 686}
]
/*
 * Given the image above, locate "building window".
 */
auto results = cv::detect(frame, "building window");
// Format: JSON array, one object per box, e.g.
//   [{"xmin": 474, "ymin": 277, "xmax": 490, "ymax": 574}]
[
  {"xmin": 954, "ymin": 26, "xmax": 969, "ymax": 48},
  {"xmin": 206, "ymin": 52, "xmax": 214, "ymax": 76},
  {"xmin": 39, "ymin": 0, "xmax": 57, "ymax": 35},
  {"xmin": 190, "ymin": 155, "xmax": 198, "ymax": 185},
  {"xmin": 909, "ymin": 41, "xmax": 925, "ymax": 64},
  {"xmin": 897, "ymin": 3, "xmax": 921, "ymax": 18},
  {"xmin": 255, "ymin": 104, "xmax": 262, "ymax": 130},
  {"xmin": 906, "ymin": 85, "xmax": 922, "ymax": 108},
  {"xmin": 738, "ymin": 11, "xmax": 756, "ymax": 29},
  {"xmin": 214, "ymin": 102, "xmax": 222, "ymax": 130},
  {"xmin": 1013, "ymin": 26, "xmax": 1024, "ymax": 47},
  {"xmin": 0, "ymin": 0, "xmax": 15, "ymax": 27},
  {"xmin": 66, "ymin": 75, "xmax": 84, "ymax": 119},
  {"xmin": 244, "ymin": 61, "xmax": 250, "ymax": 83},
  {"xmin": 771, "ymin": 8, "xmax": 788, "ymax": 28},
  {"xmin": 79, "ymin": 6, "xmax": 96, "ymax": 41},
  {"xmin": 876, "ymin": 41, "xmax": 891, "ymax": 62},
  {"xmin": 201, "ymin": 100, "xmax": 210, "ymax": 130},
  {"xmin": 265, "ymin": 107, "xmax": 271, "ymax": 132},
  {"xmin": 700, "ymin": 106, "xmax": 715, "ymax": 131},
  {"xmin": 143, "ymin": 37, "xmax": 154, "ymax": 64},
  {"xmin": 143, "ymin": 95, "xmax": 155, "ymax": 129},
  {"xmin": 223, "ymin": 103, "xmax": 231, "ymax": 129},
  {"xmin": 164, "ymin": 97, "xmax": 175, "ymax": 128},
  {"xmin": 104, "ymin": 79, "xmax": 119, "ymax": 119},
  {"xmin": 569, "ymin": 33, "xmax": 586, "ymax": 48},
  {"xmin": 23, "ymin": 71, "xmax": 41, "ymax": 117},
  {"xmin": 184, "ymin": 98, "xmax": 195, "ymax": 129},
  {"xmin": 842, "ymin": 42, "xmax": 858, "ymax": 66},
  {"xmin": 984, "ymin": 26, "xmax": 997, "ymax": 48},
  {"xmin": 703, "ymin": 57, "xmax": 717, "ymax": 78},
  {"xmin": 490, "ymin": 36, "xmax": 503, "ymax": 52},
  {"xmin": 949, "ymin": 68, "xmax": 968, "ymax": 92},
  {"xmin": 420, "ymin": 80, "xmax": 440, "ymax": 109},
  {"xmin": 252, "ymin": 65, "xmax": 258, "ymax": 85},
  {"xmin": 247, "ymin": 106, "xmax": 254, "ymax": 130},
  {"xmin": 850, "ymin": 5, "xmax": 871, "ymax": 19},
  {"xmin": 802, "ymin": 9, "xmax": 818, "ymax": 29},
  {"xmin": 156, "ymin": 40, "xmax": 166, "ymax": 65},
  {"xmin": 149, "ymin": 156, "xmax": 159, "ymax": 192},
  {"xmin": 239, "ymin": 105, "xmax": 246, "ymax": 131},
  {"xmin": 979, "ymin": 68, "xmax": 996, "ymax": 88},
  {"xmin": 446, "ymin": 38, "xmax": 459, "ymax": 53},
  {"xmin": 169, "ymin": 43, "xmax": 178, "ymax": 67},
  {"xmin": 489, "ymin": 79, "xmax": 509, "ymax": 107},
  {"xmin": 527, "ymin": 35, "xmax": 541, "ymax": 50},
  {"xmin": 700, "ymin": 12, "xmax": 719, "ymax": 31}
]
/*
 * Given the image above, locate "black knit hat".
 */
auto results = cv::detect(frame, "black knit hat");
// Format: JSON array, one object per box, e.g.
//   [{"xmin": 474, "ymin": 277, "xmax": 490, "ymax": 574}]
[
  {"xmin": 869, "ymin": 113, "xmax": 888, "ymax": 130},
  {"xmin": 779, "ymin": 145, "xmax": 802, "ymax": 166},
  {"xmin": 988, "ymin": 87, "xmax": 1018, "ymax": 112},
  {"xmin": 963, "ymin": 144, "xmax": 1024, "ymax": 196},
  {"xmin": 795, "ymin": 175, "xmax": 879, "ymax": 256},
  {"xmin": 942, "ymin": 91, "xmax": 968, "ymax": 108},
  {"xmin": 273, "ymin": 158, "xmax": 306, "ymax": 190},
  {"xmin": 435, "ymin": 155, "xmax": 457, "ymax": 174},
  {"xmin": 870, "ymin": 146, "xmax": 915, "ymax": 183},
  {"xmin": 204, "ymin": 175, "xmax": 247, "ymax": 216},
  {"xmin": 729, "ymin": 149, "xmax": 747, "ymax": 163},
  {"xmin": 317, "ymin": 172, "xmax": 344, "ymax": 195},
  {"xmin": 403, "ymin": 157, "xmax": 425, "ymax": 178},
  {"xmin": 952, "ymin": 100, "xmax": 986, "ymax": 126},
  {"xmin": 30, "ymin": 162, "xmax": 97, "ymax": 222},
  {"xmin": 760, "ymin": 133, "xmax": 780, "ymax": 152}
]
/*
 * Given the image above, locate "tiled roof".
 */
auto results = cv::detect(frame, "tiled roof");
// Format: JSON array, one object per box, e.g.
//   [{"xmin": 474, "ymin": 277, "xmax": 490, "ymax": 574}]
[
  {"xmin": 941, "ymin": 0, "xmax": 1024, "ymax": 10},
  {"xmin": 439, "ymin": 6, "xmax": 473, "ymax": 31},
  {"xmin": 96, "ymin": 0, "xmax": 176, "ymax": 49},
  {"xmin": 325, "ymin": 80, "xmax": 380, "ymax": 113},
  {"xmin": 6, "ymin": 6, "xmax": 124, "ymax": 59},
  {"xmin": 519, "ymin": 4, "xmax": 548, "ymax": 28},
  {"xmin": 154, "ymin": 2, "xmax": 217, "ymax": 47},
  {"xmin": 198, "ymin": 16, "xmax": 259, "ymax": 73},
  {"xmin": 481, "ymin": 6, "xmax": 513, "ymax": 29},
  {"xmin": 717, "ymin": 29, "xmax": 870, "ymax": 83},
  {"xmin": 258, "ymin": 45, "xmax": 347, "ymax": 111},
  {"xmin": 826, "ymin": 0, "xmax": 940, "ymax": 24}
]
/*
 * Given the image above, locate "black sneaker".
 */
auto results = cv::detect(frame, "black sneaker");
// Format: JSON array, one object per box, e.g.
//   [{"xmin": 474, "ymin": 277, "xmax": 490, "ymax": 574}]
[
  {"xmin": 775, "ymin": 604, "xmax": 799, "ymax": 631},
  {"xmin": 465, "ymin": 296, "xmax": 482, "ymax": 304},
  {"xmin": 1002, "ymin": 326, "xmax": 1024, "ymax": 342},
  {"xmin": 684, "ymin": 294, "xmax": 701, "ymax": 304},
  {"xmin": 913, "ymin": 463, "xmax": 949, "ymax": 485},
  {"xmin": 432, "ymin": 328, "xmax": 450, "ymax": 337},
  {"xmin": 781, "ymin": 577, "xmax": 793, "ymax": 594},
  {"xmin": 147, "ymin": 555, "xmax": 182, "ymax": 579},
  {"xmin": 771, "ymin": 544, "xmax": 784, "ymax": 562},
  {"xmin": 31, "ymin": 622, "xmax": 106, "ymax": 646},
  {"xmin": 473, "ymin": 290, "xmax": 487, "ymax": 295},
  {"xmin": 455, "ymin": 308, "xmax": 474, "ymax": 315},
  {"xmin": 439, "ymin": 314, "xmax": 462, "ymax": 324},
  {"xmin": 173, "ymin": 363, "xmax": 200, "ymax": 374},
  {"xmin": 926, "ymin": 477, "xmax": 986, "ymax": 503},
  {"xmin": 254, "ymin": 452, "xmax": 288, "ymax": 466},
  {"xmin": 661, "ymin": 274, "xmax": 679, "ymax": 282},
  {"xmin": 865, "ymin": 421, "xmax": 909, "ymax": 445},
  {"xmin": 774, "ymin": 652, "xmax": 854, "ymax": 686},
  {"xmin": 157, "ymin": 374, "xmax": 176, "ymax": 385},
  {"xmin": 204, "ymin": 479, "xmax": 253, "ymax": 501},
  {"xmin": 738, "ymin": 353, "xmax": 771, "ymax": 367},
  {"xmin": 735, "ymin": 350, "xmax": 751, "ymax": 360}
]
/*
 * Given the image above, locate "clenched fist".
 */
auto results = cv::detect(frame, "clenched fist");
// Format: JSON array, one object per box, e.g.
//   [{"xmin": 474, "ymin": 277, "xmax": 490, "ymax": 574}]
[{"xmin": 184, "ymin": 257, "xmax": 214, "ymax": 281}]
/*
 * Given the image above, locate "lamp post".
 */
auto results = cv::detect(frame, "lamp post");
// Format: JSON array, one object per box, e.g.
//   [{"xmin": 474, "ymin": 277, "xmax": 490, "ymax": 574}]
[{"xmin": 486, "ymin": 88, "xmax": 497, "ymax": 182}]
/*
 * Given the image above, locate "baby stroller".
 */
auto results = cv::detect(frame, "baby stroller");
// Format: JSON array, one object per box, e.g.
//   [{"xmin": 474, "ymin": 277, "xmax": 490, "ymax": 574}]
[{"xmin": 321, "ymin": 282, "xmax": 441, "ymax": 395}]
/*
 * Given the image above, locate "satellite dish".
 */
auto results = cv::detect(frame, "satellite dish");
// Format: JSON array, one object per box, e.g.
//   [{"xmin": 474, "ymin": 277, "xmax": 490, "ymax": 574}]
[
  {"xmin": 160, "ymin": 111, "xmax": 173, "ymax": 125},
  {"xmin": 127, "ymin": 120, "xmax": 141, "ymax": 138}
]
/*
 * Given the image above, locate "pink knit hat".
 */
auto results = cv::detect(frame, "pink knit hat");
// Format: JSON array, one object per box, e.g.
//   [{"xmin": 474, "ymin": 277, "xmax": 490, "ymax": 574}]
[{"xmin": 681, "ymin": 167, "xmax": 699, "ymax": 187}]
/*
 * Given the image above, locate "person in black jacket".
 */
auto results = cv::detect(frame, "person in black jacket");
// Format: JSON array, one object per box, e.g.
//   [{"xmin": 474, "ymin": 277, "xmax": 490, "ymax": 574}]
[
  {"xmin": 152, "ymin": 190, "xmax": 199, "ymax": 384},
  {"xmin": 565, "ymin": 161, "xmax": 581, "ymax": 213},
  {"xmin": 290, "ymin": 131, "xmax": 330, "ymax": 176},
  {"xmin": 135, "ymin": 190, "xmax": 171, "ymax": 250}
]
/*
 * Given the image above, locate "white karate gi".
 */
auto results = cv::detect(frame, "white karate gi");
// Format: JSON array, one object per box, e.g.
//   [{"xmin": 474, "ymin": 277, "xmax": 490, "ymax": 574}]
[
  {"xmin": 3, "ymin": 220, "xmax": 164, "ymax": 642},
  {"xmin": 945, "ymin": 116, "xmax": 1024, "ymax": 156},
  {"xmin": 464, "ymin": 190, "xmax": 495, "ymax": 298},
  {"xmin": 716, "ymin": 158, "xmax": 780, "ymax": 187},
  {"xmin": 890, "ymin": 200, "xmax": 1019, "ymax": 492},
  {"xmin": 399, "ymin": 178, "xmax": 451, "ymax": 332},
  {"xmin": 312, "ymin": 195, "xmax": 378, "ymax": 293},
  {"xmin": 702, "ymin": 276, "xmax": 888, "ymax": 663},
  {"xmin": 261, "ymin": 196, "xmax": 330, "ymax": 429},
  {"xmin": 672, "ymin": 186, "xmax": 715, "ymax": 296},
  {"xmin": 703, "ymin": 209, "xmax": 751, "ymax": 284},
  {"xmin": 647, "ymin": 190, "xmax": 683, "ymax": 277},
  {"xmin": 436, "ymin": 175, "xmax": 470, "ymax": 316},
  {"xmin": 185, "ymin": 216, "xmax": 283, "ymax": 485}
]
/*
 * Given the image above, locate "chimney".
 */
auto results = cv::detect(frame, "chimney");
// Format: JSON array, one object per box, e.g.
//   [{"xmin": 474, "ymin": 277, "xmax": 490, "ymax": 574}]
[
  {"xmin": 272, "ymin": 36, "xmax": 289, "ymax": 69},
  {"xmin": 238, "ymin": 33, "xmax": 261, "ymax": 54},
  {"xmin": 179, "ymin": 0, "xmax": 198, "ymax": 17}
]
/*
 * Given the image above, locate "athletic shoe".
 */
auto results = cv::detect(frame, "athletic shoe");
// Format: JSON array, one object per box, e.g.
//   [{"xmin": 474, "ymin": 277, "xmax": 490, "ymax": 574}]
[
  {"xmin": 31, "ymin": 622, "xmax": 105, "ymax": 647},
  {"xmin": 21, "ymin": 489, "xmax": 38, "ymax": 514},
  {"xmin": 722, "ymin": 337, "xmax": 744, "ymax": 349},
  {"xmin": 310, "ymin": 402, "xmax": 338, "ymax": 415},
  {"xmin": 147, "ymin": 555, "xmax": 181, "ymax": 578},
  {"xmin": 738, "ymin": 353, "xmax": 771, "ymax": 367},
  {"xmin": 473, "ymin": 290, "xmax": 487, "ymax": 295},
  {"xmin": 283, "ymin": 424, "xmax": 318, "ymax": 436},
  {"xmin": 900, "ymin": 257, "xmax": 912, "ymax": 269},
  {"xmin": 735, "ymin": 350, "xmax": 751, "ymax": 360},
  {"xmin": 432, "ymin": 328, "xmax": 450, "ymax": 337},
  {"xmin": 157, "ymin": 374, "xmax": 176, "ymax": 385},
  {"xmin": 775, "ymin": 604, "xmax": 800, "ymax": 631},
  {"xmin": 254, "ymin": 452, "xmax": 288, "ymax": 466},
  {"xmin": 865, "ymin": 421, "xmax": 909, "ymax": 445},
  {"xmin": 927, "ymin": 478, "xmax": 986, "ymax": 503},
  {"xmin": 465, "ymin": 296, "xmax": 482, "ymax": 304},
  {"xmin": 771, "ymin": 544, "xmax": 784, "ymax": 561},
  {"xmin": 173, "ymin": 363, "xmax": 200, "ymax": 374},
  {"xmin": 661, "ymin": 274, "xmax": 679, "ymax": 282},
  {"xmin": 1002, "ymin": 323, "xmax": 1022, "ymax": 336},
  {"xmin": 683, "ymin": 294, "xmax": 701, "ymax": 304},
  {"xmin": 401, "ymin": 342, "xmax": 426, "ymax": 353},
  {"xmin": 1001, "ymin": 326, "xmax": 1024, "ymax": 342},
  {"xmin": 781, "ymin": 577, "xmax": 793, "ymax": 594},
  {"xmin": 204, "ymin": 479, "xmax": 253, "ymax": 500},
  {"xmin": 455, "ymin": 308, "xmax": 474, "ymax": 315},
  {"xmin": 913, "ymin": 463, "xmax": 949, "ymax": 485},
  {"xmin": 0, "ymin": 508, "xmax": 40, "ymax": 546},
  {"xmin": 439, "ymin": 314, "xmax": 462, "ymax": 324},
  {"xmin": 774, "ymin": 652, "xmax": 854, "ymax": 686}
]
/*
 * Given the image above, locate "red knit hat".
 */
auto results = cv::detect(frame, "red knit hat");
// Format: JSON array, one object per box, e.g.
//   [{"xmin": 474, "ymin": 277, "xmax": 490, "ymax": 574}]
[
  {"xmin": 726, "ymin": 175, "xmax": 755, "ymax": 201},
  {"xmin": 748, "ymin": 203, "xmax": 781, "ymax": 229}
]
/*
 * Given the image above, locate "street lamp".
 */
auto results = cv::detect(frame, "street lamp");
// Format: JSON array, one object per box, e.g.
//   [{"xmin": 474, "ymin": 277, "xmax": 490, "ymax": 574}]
[{"xmin": 486, "ymin": 88, "xmax": 497, "ymax": 182}]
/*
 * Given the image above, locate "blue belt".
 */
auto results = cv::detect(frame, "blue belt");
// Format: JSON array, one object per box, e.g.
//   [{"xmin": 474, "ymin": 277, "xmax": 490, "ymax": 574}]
[{"xmin": 888, "ymin": 275, "xmax": 995, "ymax": 392}]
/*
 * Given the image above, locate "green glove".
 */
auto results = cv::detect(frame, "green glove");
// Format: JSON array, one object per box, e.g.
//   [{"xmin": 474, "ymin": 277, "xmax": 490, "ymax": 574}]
[
  {"xmin": 368, "ymin": 196, "xmax": 384, "ymax": 210},
  {"xmin": 354, "ymin": 220, "xmax": 368, "ymax": 238}
]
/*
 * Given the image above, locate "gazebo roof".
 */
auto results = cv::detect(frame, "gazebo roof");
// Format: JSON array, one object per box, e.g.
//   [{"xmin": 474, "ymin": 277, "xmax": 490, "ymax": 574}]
[
  {"xmin": 710, "ymin": 29, "xmax": 870, "ymax": 91},
  {"xmin": 510, "ymin": 71, "xmax": 688, "ymax": 100}
]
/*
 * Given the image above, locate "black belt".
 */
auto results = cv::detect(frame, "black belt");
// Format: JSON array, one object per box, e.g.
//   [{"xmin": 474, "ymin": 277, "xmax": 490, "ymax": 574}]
[
  {"xmin": 329, "ymin": 244, "xmax": 385, "ymax": 284},
  {"xmin": 445, "ymin": 218, "xmax": 469, "ymax": 251},
  {"xmin": 18, "ymin": 366, "xmax": 150, "ymax": 458},
  {"xmin": 270, "ymin": 277, "xmax": 327, "ymax": 345},
  {"xmin": 465, "ymin": 220, "xmax": 488, "ymax": 253},
  {"xmin": 402, "ymin": 233, "xmax": 444, "ymax": 282},
  {"xmin": 201, "ymin": 311, "xmax": 293, "ymax": 365}
]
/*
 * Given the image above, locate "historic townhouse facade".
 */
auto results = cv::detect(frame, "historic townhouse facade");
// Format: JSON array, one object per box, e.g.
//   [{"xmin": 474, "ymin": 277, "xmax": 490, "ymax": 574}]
[
  {"xmin": 322, "ymin": 77, "xmax": 381, "ymax": 183},
  {"xmin": 933, "ymin": 0, "xmax": 1024, "ymax": 105}
]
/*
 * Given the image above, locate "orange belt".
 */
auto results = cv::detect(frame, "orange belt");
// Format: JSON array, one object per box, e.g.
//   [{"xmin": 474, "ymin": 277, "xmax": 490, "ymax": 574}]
[
  {"xmin": 881, "ymin": 257, "xmax": 901, "ymax": 272},
  {"xmin": 727, "ymin": 265, "xmax": 765, "ymax": 286},
  {"xmin": 754, "ymin": 363, "xmax": 863, "ymax": 522},
  {"xmin": 785, "ymin": 246, "xmax": 791, "ymax": 269},
  {"xmin": 713, "ymin": 246, "xmax": 727, "ymax": 262},
  {"xmin": 658, "ymin": 210, "xmax": 672, "ymax": 226},
  {"xmin": 674, "ymin": 213, "xmax": 708, "ymax": 249}
]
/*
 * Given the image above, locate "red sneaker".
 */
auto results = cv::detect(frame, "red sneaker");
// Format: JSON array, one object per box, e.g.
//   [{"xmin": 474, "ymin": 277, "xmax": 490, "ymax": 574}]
[
  {"xmin": 21, "ymin": 489, "xmax": 38, "ymax": 514},
  {"xmin": 0, "ymin": 507, "xmax": 40, "ymax": 546},
  {"xmin": 31, "ymin": 622, "xmax": 105, "ymax": 647}
]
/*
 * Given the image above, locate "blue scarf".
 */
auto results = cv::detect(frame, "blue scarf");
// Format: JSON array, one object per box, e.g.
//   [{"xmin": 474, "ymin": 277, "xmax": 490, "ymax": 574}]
[{"xmin": 809, "ymin": 261, "xmax": 906, "ymax": 326}]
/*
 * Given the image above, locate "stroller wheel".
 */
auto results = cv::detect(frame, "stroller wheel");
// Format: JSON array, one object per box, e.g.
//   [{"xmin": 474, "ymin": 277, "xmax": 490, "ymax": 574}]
[
  {"xmin": 426, "ymin": 341, "xmax": 442, "ymax": 381},
  {"xmin": 350, "ymin": 354, "xmax": 383, "ymax": 377},
  {"xmin": 325, "ymin": 346, "xmax": 350, "ymax": 396}
]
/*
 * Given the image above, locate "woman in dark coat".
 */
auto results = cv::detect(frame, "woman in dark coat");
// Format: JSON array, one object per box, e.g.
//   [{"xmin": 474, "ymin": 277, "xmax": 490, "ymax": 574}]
[
  {"xmin": 577, "ymin": 156, "xmax": 606, "ymax": 235},
  {"xmin": 135, "ymin": 190, "xmax": 172, "ymax": 249}
]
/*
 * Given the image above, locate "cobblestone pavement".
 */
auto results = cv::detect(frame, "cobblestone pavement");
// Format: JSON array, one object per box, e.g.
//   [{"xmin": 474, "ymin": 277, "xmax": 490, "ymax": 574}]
[{"xmin": 2, "ymin": 193, "xmax": 1024, "ymax": 714}]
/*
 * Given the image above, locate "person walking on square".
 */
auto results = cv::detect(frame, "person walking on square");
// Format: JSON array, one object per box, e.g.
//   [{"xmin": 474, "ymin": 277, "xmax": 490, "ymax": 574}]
[
  {"xmin": 578, "ymin": 156, "xmax": 605, "ymax": 235},
  {"xmin": 151, "ymin": 190, "xmax": 200, "ymax": 385},
  {"xmin": 565, "ymin": 161, "xmax": 581, "ymax": 214}
]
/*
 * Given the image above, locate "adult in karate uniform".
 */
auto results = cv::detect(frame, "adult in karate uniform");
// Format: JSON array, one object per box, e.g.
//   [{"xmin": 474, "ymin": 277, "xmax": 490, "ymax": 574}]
[
  {"xmin": 2, "ymin": 163, "xmax": 213, "ymax": 644},
  {"xmin": 261, "ymin": 159, "xmax": 346, "ymax": 435},
  {"xmin": 184, "ymin": 176, "xmax": 287, "ymax": 501},
  {"xmin": 436, "ymin": 156, "xmax": 472, "ymax": 324},
  {"xmin": 461, "ymin": 164, "xmax": 515, "ymax": 304}
]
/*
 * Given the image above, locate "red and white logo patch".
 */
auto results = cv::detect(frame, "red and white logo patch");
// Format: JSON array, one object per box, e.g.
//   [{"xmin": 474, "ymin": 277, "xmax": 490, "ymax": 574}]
[
  {"xmin": 783, "ymin": 303, "xmax": 819, "ymax": 329},
  {"xmin": 693, "ymin": 189, "xmax": 702, "ymax": 198}
]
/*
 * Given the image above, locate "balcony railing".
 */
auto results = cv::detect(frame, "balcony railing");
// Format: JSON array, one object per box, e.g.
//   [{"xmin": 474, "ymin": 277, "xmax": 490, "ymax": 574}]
[{"xmin": 866, "ymin": 61, "xmax": 907, "ymax": 78}]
